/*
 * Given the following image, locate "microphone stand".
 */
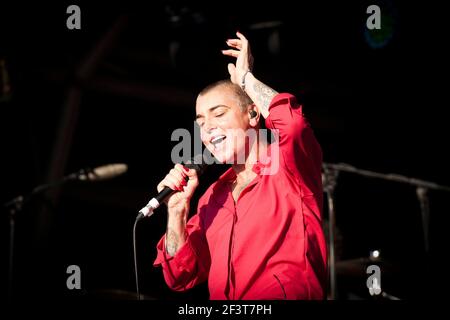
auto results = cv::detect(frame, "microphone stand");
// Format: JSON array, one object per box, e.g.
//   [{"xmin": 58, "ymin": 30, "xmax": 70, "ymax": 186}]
[
  {"xmin": 416, "ymin": 187, "xmax": 430, "ymax": 254},
  {"xmin": 4, "ymin": 165, "xmax": 126, "ymax": 301},
  {"xmin": 3, "ymin": 177, "xmax": 76, "ymax": 302},
  {"xmin": 322, "ymin": 166, "xmax": 339, "ymax": 300},
  {"xmin": 323, "ymin": 162, "xmax": 450, "ymax": 255},
  {"xmin": 4, "ymin": 195, "xmax": 23, "ymax": 302}
]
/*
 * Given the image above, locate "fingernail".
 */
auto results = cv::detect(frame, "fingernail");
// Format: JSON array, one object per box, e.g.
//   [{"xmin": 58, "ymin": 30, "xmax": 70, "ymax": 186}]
[{"xmin": 182, "ymin": 166, "xmax": 190, "ymax": 173}]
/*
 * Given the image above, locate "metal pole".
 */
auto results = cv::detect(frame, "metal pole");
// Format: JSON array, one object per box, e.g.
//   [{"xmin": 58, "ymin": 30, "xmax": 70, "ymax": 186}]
[
  {"xmin": 8, "ymin": 207, "xmax": 15, "ymax": 301},
  {"xmin": 323, "ymin": 162, "xmax": 450, "ymax": 192},
  {"xmin": 4, "ymin": 195, "xmax": 24, "ymax": 302},
  {"xmin": 416, "ymin": 187, "xmax": 430, "ymax": 254},
  {"xmin": 323, "ymin": 162, "xmax": 449, "ymax": 255},
  {"xmin": 323, "ymin": 167, "xmax": 339, "ymax": 300}
]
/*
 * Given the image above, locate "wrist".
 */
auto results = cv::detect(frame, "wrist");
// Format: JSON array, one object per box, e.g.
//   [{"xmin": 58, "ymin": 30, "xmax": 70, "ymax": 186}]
[
  {"xmin": 168, "ymin": 197, "xmax": 189, "ymax": 215},
  {"xmin": 240, "ymin": 70, "xmax": 252, "ymax": 91}
]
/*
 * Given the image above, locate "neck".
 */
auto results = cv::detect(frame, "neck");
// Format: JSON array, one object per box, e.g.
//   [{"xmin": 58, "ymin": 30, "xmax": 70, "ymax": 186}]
[{"xmin": 232, "ymin": 139, "xmax": 267, "ymax": 183}]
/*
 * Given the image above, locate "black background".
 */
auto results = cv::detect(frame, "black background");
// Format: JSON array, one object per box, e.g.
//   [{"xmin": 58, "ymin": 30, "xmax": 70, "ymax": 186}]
[{"xmin": 1, "ymin": 0, "xmax": 448, "ymax": 302}]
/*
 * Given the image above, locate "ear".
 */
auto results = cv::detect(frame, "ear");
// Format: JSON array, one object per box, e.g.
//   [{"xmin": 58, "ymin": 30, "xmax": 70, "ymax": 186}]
[{"xmin": 248, "ymin": 104, "xmax": 260, "ymax": 127}]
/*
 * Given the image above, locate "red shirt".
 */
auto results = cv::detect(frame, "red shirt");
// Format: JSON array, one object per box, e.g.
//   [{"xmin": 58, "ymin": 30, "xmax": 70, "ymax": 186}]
[{"xmin": 154, "ymin": 93, "xmax": 327, "ymax": 300}]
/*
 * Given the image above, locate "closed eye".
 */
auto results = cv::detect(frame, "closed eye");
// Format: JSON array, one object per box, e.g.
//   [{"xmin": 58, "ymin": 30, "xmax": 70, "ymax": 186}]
[{"xmin": 195, "ymin": 105, "xmax": 228, "ymax": 126}]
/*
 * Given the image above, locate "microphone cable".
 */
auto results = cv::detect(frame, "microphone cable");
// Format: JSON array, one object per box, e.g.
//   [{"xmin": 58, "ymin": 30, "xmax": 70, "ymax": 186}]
[
  {"xmin": 132, "ymin": 155, "xmax": 208, "ymax": 300},
  {"xmin": 133, "ymin": 213, "xmax": 145, "ymax": 300}
]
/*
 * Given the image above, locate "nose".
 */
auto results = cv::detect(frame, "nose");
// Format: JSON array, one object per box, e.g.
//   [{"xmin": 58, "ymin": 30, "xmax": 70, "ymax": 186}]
[
  {"xmin": 203, "ymin": 117, "xmax": 217, "ymax": 135},
  {"xmin": 200, "ymin": 118, "xmax": 217, "ymax": 143}
]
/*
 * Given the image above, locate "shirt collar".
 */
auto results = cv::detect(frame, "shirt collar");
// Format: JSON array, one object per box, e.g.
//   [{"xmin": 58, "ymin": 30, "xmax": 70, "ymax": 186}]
[{"xmin": 217, "ymin": 143, "xmax": 275, "ymax": 183}]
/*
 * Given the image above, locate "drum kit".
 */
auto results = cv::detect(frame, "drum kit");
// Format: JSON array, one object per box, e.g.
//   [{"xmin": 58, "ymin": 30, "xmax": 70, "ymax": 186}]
[{"xmin": 322, "ymin": 162, "xmax": 450, "ymax": 300}]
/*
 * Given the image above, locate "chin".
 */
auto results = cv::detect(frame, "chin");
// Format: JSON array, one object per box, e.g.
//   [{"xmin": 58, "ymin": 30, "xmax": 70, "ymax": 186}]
[
  {"xmin": 211, "ymin": 151, "xmax": 232, "ymax": 164},
  {"xmin": 208, "ymin": 146, "xmax": 234, "ymax": 164},
  {"xmin": 215, "ymin": 149, "xmax": 247, "ymax": 165},
  {"xmin": 207, "ymin": 138, "xmax": 246, "ymax": 164}
]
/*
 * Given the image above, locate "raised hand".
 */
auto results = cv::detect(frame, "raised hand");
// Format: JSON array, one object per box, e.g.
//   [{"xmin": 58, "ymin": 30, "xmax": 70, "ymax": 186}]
[{"xmin": 222, "ymin": 31, "xmax": 254, "ymax": 87}]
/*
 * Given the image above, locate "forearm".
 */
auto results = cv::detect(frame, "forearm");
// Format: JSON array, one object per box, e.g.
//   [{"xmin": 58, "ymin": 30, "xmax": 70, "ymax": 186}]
[
  {"xmin": 242, "ymin": 72, "xmax": 278, "ymax": 119},
  {"xmin": 165, "ymin": 203, "xmax": 189, "ymax": 257}
]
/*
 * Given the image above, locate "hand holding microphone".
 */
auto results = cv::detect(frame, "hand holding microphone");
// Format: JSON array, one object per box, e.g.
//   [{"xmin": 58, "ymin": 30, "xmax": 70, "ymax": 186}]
[
  {"xmin": 138, "ymin": 156, "xmax": 208, "ymax": 218},
  {"xmin": 156, "ymin": 164, "xmax": 199, "ymax": 212}
]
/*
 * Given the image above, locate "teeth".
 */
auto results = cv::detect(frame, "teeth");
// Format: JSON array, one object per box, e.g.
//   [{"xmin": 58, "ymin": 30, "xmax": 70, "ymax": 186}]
[{"xmin": 211, "ymin": 135, "xmax": 226, "ymax": 144}]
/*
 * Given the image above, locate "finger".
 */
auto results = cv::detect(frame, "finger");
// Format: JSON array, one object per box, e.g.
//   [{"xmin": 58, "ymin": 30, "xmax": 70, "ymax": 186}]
[
  {"xmin": 235, "ymin": 32, "xmax": 249, "ymax": 53},
  {"xmin": 169, "ymin": 169, "xmax": 187, "ymax": 186},
  {"xmin": 165, "ymin": 174, "xmax": 183, "ymax": 191},
  {"xmin": 157, "ymin": 178, "xmax": 178, "ymax": 192},
  {"xmin": 236, "ymin": 31, "xmax": 248, "ymax": 42},
  {"xmin": 174, "ymin": 164, "xmax": 187, "ymax": 178},
  {"xmin": 226, "ymin": 39, "xmax": 241, "ymax": 49},
  {"xmin": 174, "ymin": 163, "xmax": 189, "ymax": 180},
  {"xmin": 184, "ymin": 166, "xmax": 199, "ymax": 178},
  {"xmin": 221, "ymin": 49, "xmax": 239, "ymax": 58},
  {"xmin": 157, "ymin": 182, "xmax": 165, "ymax": 193},
  {"xmin": 181, "ymin": 168, "xmax": 196, "ymax": 180}
]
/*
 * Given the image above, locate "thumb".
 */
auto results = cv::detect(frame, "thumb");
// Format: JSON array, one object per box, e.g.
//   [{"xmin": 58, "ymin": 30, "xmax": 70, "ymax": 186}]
[{"xmin": 227, "ymin": 63, "xmax": 236, "ymax": 82}]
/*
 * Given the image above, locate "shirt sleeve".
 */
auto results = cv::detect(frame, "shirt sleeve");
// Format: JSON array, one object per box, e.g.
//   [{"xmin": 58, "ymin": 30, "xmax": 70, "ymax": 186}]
[
  {"xmin": 265, "ymin": 93, "xmax": 323, "ymax": 197},
  {"xmin": 153, "ymin": 210, "xmax": 211, "ymax": 292}
]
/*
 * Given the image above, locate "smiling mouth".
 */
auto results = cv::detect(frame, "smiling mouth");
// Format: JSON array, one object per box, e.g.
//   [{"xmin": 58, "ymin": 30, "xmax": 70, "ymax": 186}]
[{"xmin": 211, "ymin": 135, "xmax": 226, "ymax": 150}]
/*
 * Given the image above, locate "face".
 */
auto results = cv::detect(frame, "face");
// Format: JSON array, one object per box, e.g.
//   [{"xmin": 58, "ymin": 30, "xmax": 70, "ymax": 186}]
[{"xmin": 196, "ymin": 87, "xmax": 254, "ymax": 164}]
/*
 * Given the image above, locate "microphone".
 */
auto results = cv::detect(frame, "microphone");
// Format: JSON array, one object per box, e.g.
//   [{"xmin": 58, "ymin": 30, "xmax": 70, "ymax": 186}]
[
  {"xmin": 65, "ymin": 163, "xmax": 128, "ymax": 181},
  {"xmin": 138, "ymin": 155, "xmax": 208, "ymax": 219}
]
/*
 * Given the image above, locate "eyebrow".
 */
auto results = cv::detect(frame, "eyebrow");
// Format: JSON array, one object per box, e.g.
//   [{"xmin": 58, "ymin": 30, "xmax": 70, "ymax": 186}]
[{"xmin": 195, "ymin": 105, "xmax": 229, "ymax": 120}]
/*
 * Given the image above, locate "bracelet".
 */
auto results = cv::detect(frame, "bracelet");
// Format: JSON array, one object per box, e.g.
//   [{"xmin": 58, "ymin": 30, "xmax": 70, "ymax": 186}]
[{"xmin": 241, "ymin": 70, "xmax": 251, "ymax": 91}]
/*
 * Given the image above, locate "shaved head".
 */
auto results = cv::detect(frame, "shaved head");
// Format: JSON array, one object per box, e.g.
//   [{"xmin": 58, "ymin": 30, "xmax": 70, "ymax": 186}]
[{"xmin": 198, "ymin": 79, "xmax": 254, "ymax": 112}]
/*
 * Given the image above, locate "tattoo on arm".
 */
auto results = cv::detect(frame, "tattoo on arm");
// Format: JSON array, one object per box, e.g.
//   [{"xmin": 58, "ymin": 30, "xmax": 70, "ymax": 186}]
[
  {"xmin": 253, "ymin": 81, "xmax": 278, "ymax": 115},
  {"xmin": 166, "ymin": 228, "xmax": 179, "ymax": 257}
]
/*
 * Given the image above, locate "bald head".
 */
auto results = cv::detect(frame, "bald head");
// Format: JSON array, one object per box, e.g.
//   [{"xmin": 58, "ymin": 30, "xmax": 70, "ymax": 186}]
[{"xmin": 197, "ymin": 79, "xmax": 254, "ymax": 112}]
